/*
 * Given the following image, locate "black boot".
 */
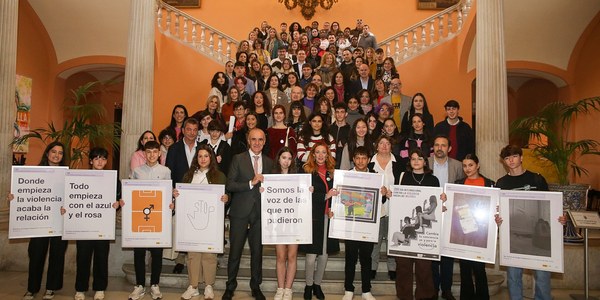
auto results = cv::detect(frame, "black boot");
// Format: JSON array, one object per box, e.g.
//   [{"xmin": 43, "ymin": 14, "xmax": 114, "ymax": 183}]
[
  {"xmin": 313, "ymin": 284, "xmax": 325, "ymax": 300},
  {"xmin": 304, "ymin": 285, "xmax": 313, "ymax": 300},
  {"xmin": 172, "ymin": 263, "xmax": 184, "ymax": 274}
]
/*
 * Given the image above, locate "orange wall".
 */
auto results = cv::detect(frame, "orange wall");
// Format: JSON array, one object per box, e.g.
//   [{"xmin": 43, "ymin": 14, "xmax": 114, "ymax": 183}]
[
  {"xmin": 176, "ymin": 1, "xmax": 439, "ymax": 42},
  {"xmin": 571, "ymin": 16, "xmax": 600, "ymax": 189},
  {"xmin": 16, "ymin": 0, "xmax": 59, "ymax": 165}
]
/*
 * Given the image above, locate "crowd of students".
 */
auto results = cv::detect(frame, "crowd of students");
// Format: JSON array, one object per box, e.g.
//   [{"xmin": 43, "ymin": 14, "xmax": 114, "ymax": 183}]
[{"xmin": 10, "ymin": 19, "xmax": 566, "ymax": 300}]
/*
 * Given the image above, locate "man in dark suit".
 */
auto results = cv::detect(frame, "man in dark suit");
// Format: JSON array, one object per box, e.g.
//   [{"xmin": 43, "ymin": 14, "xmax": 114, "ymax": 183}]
[
  {"xmin": 349, "ymin": 63, "xmax": 374, "ymax": 96},
  {"xmin": 223, "ymin": 128, "xmax": 273, "ymax": 300},
  {"xmin": 293, "ymin": 49, "xmax": 308, "ymax": 75},
  {"xmin": 165, "ymin": 117, "xmax": 201, "ymax": 273},
  {"xmin": 166, "ymin": 118, "xmax": 200, "ymax": 186}
]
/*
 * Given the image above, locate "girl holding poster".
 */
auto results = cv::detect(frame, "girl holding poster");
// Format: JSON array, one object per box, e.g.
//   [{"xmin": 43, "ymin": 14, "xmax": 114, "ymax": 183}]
[
  {"xmin": 270, "ymin": 147, "xmax": 299, "ymax": 300},
  {"xmin": 19, "ymin": 141, "xmax": 68, "ymax": 300},
  {"xmin": 299, "ymin": 142, "xmax": 339, "ymax": 300},
  {"xmin": 395, "ymin": 148, "xmax": 440, "ymax": 300},
  {"xmin": 177, "ymin": 144, "xmax": 228, "ymax": 300},
  {"xmin": 452, "ymin": 154, "xmax": 495, "ymax": 300}
]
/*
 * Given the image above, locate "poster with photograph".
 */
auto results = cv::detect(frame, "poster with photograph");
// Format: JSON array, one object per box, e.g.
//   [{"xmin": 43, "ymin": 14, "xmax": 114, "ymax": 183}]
[
  {"xmin": 440, "ymin": 183, "xmax": 499, "ymax": 263},
  {"xmin": 9, "ymin": 166, "xmax": 68, "ymax": 239},
  {"xmin": 174, "ymin": 183, "xmax": 225, "ymax": 253},
  {"xmin": 63, "ymin": 170, "xmax": 117, "ymax": 240},
  {"xmin": 121, "ymin": 179, "xmax": 173, "ymax": 248},
  {"xmin": 499, "ymin": 190, "xmax": 564, "ymax": 273},
  {"xmin": 261, "ymin": 174, "xmax": 312, "ymax": 244},
  {"xmin": 387, "ymin": 185, "xmax": 443, "ymax": 260},
  {"xmin": 328, "ymin": 170, "xmax": 383, "ymax": 242}
]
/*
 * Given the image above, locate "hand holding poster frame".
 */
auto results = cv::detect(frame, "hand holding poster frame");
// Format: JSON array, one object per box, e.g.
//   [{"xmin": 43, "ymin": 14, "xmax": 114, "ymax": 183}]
[
  {"xmin": 440, "ymin": 183, "xmax": 499, "ymax": 263},
  {"xmin": 388, "ymin": 185, "xmax": 443, "ymax": 261},
  {"xmin": 328, "ymin": 170, "xmax": 383, "ymax": 242},
  {"xmin": 174, "ymin": 183, "xmax": 225, "ymax": 253},
  {"xmin": 261, "ymin": 174, "xmax": 312, "ymax": 245},
  {"xmin": 499, "ymin": 190, "xmax": 564, "ymax": 273},
  {"xmin": 10, "ymin": 166, "xmax": 68, "ymax": 239},
  {"xmin": 121, "ymin": 179, "xmax": 173, "ymax": 248},
  {"xmin": 63, "ymin": 170, "xmax": 117, "ymax": 240}
]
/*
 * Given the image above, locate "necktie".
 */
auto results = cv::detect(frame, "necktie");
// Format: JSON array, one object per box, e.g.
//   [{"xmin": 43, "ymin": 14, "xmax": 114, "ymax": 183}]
[{"xmin": 253, "ymin": 155, "xmax": 260, "ymax": 174}]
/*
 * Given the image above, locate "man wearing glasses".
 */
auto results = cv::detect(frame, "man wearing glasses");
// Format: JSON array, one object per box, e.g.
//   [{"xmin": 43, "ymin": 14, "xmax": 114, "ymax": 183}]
[{"xmin": 381, "ymin": 76, "xmax": 411, "ymax": 132}]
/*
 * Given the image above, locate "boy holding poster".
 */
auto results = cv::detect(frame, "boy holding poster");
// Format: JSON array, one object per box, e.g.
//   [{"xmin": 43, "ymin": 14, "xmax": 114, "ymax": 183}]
[
  {"xmin": 340, "ymin": 146, "xmax": 387, "ymax": 300},
  {"xmin": 126, "ymin": 141, "xmax": 172, "ymax": 300},
  {"xmin": 65, "ymin": 147, "xmax": 119, "ymax": 300},
  {"xmin": 496, "ymin": 145, "xmax": 565, "ymax": 300}
]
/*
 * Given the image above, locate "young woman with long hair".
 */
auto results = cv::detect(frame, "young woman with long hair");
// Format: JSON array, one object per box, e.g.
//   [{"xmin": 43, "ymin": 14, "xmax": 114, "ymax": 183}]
[
  {"xmin": 176, "ymin": 144, "xmax": 229, "ymax": 300},
  {"xmin": 296, "ymin": 113, "xmax": 336, "ymax": 163},
  {"xmin": 282, "ymin": 72, "xmax": 299, "ymax": 100},
  {"xmin": 268, "ymin": 147, "xmax": 300, "ymax": 300},
  {"xmin": 381, "ymin": 118, "xmax": 402, "ymax": 157},
  {"xmin": 315, "ymin": 97, "xmax": 333, "ymax": 125},
  {"xmin": 339, "ymin": 118, "xmax": 374, "ymax": 170},
  {"xmin": 299, "ymin": 142, "xmax": 339, "ymax": 300},
  {"xmin": 208, "ymin": 72, "xmax": 229, "ymax": 108},
  {"xmin": 267, "ymin": 105, "xmax": 297, "ymax": 159},
  {"xmin": 167, "ymin": 104, "xmax": 189, "ymax": 141},
  {"xmin": 221, "ymin": 86, "xmax": 241, "ymax": 125},
  {"xmin": 398, "ymin": 113, "xmax": 433, "ymax": 167},
  {"xmin": 16, "ymin": 142, "xmax": 68, "ymax": 300},
  {"xmin": 380, "ymin": 57, "xmax": 399, "ymax": 90},
  {"xmin": 248, "ymin": 91, "xmax": 272, "ymax": 131},
  {"xmin": 287, "ymin": 101, "xmax": 307, "ymax": 136},
  {"xmin": 314, "ymin": 52, "xmax": 339, "ymax": 87},
  {"xmin": 371, "ymin": 78, "xmax": 388, "ymax": 106},
  {"xmin": 251, "ymin": 38, "xmax": 271, "ymax": 65},
  {"xmin": 358, "ymin": 89, "xmax": 373, "ymax": 115},
  {"xmin": 400, "ymin": 92, "xmax": 435, "ymax": 136}
]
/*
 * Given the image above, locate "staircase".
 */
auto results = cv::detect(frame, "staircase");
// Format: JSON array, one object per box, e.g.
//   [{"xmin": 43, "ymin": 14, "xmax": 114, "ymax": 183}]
[
  {"xmin": 155, "ymin": 0, "xmax": 472, "ymax": 66},
  {"xmin": 122, "ymin": 225, "xmax": 505, "ymax": 296}
]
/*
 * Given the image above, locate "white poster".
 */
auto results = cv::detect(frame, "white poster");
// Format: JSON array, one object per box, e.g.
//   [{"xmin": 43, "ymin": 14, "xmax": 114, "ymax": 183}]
[
  {"xmin": 62, "ymin": 170, "xmax": 117, "ymax": 240},
  {"xmin": 388, "ymin": 185, "xmax": 443, "ymax": 261},
  {"xmin": 499, "ymin": 190, "xmax": 564, "ymax": 273},
  {"xmin": 174, "ymin": 183, "xmax": 225, "ymax": 253},
  {"xmin": 121, "ymin": 179, "xmax": 173, "ymax": 248},
  {"xmin": 440, "ymin": 183, "xmax": 499, "ymax": 263},
  {"xmin": 9, "ymin": 166, "xmax": 68, "ymax": 239},
  {"xmin": 328, "ymin": 170, "xmax": 383, "ymax": 242},
  {"xmin": 261, "ymin": 174, "xmax": 312, "ymax": 244}
]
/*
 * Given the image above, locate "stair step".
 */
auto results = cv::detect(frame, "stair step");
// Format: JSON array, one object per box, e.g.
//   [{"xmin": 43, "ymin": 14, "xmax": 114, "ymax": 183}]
[{"xmin": 122, "ymin": 263, "xmax": 504, "ymax": 296}]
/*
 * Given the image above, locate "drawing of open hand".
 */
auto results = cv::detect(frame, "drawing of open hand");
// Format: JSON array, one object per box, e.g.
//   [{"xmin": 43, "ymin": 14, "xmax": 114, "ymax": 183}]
[{"xmin": 187, "ymin": 200, "xmax": 215, "ymax": 230}]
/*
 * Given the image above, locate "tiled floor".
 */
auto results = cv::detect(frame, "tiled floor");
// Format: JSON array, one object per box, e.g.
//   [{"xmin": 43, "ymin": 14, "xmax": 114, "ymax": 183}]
[{"xmin": 1, "ymin": 270, "xmax": 599, "ymax": 300}]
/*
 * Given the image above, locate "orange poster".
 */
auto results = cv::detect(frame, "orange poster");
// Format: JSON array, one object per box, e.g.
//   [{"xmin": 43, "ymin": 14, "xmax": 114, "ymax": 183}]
[{"xmin": 131, "ymin": 190, "xmax": 163, "ymax": 233}]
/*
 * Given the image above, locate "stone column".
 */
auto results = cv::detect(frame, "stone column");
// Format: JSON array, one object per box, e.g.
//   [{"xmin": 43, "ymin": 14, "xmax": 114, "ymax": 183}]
[
  {"xmin": 0, "ymin": 0, "xmax": 19, "ymax": 214},
  {"xmin": 119, "ymin": 0, "xmax": 156, "ymax": 179},
  {"xmin": 476, "ymin": 0, "xmax": 508, "ymax": 180}
]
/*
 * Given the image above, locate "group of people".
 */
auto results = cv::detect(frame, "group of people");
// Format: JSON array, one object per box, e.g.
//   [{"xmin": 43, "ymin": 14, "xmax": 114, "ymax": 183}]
[{"xmin": 11, "ymin": 19, "xmax": 566, "ymax": 300}]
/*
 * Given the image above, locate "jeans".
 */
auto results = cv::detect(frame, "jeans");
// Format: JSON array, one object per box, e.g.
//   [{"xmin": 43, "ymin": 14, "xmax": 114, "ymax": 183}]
[{"xmin": 507, "ymin": 267, "xmax": 551, "ymax": 300}]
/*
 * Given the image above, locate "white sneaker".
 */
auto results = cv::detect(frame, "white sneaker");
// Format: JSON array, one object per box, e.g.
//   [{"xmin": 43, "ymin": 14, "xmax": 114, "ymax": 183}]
[
  {"xmin": 23, "ymin": 292, "xmax": 35, "ymax": 300},
  {"xmin": 282, "ymin": 288, "xmax": 293, "ymax": 300},
  {"xmin": 342, "ymin": 291, "xmax": 354, "ymax": 300},
  {"xmin": 361, "ymin": 292, "xmax": 376, "ymax": 300},
  {"xmin": 128, "ymin": 285, "xmax": 145, "ymax": 300},
  {"xmin": 274, "ymin": 288, "xmax": 284, "ymax": 300},
  {"xmin": 42, "ymin": 290, "xmax": 55, "ymax": 300},
  {"xmin": 93, "ymin": 291, "xmax": 105, "ymax": 300},
  {"xmin": 150, "ymin": 285, "xmax": 162, "ymax": 299},
  {"xmin": 203, "ymin": 285, "xmax": 214, "ymax": 300},
  {"xmin": 74, "ymin": 292, "xmax": 85, "ymax": 300},
  {"xmin": 181, "ymin": 285, "xmax": 199, "ymax": 300}
]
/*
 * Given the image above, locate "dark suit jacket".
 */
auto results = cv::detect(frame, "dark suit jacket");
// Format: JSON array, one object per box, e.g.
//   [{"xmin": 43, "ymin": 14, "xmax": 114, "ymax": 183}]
[
  {"xmin": 166, "ymin": 140, "xmax": 201, "ymax": 186},
  {"xmin": 226, "ymin": 151, "xmax": 274, "ymax": 218},
  {"xmin": 349, "ymin": 77, "xmax": 375, "ymax": 96}
]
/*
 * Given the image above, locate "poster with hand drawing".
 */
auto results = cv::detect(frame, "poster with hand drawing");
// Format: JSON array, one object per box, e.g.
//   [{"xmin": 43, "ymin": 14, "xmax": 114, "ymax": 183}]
[
  {"xmin": 440, "ymin": 184, "xmax": 499, "ymax": 263},
  {"xmin": 499, "ymin": 190, "xmax": 564, "ymax": 273},
  {"xmin": 387, "ymin": 185, "xmax": 443, "ymax": 261},
  {"xmin": 174, "ymin": 183, "xmax": 225, "ymax": 253},
  {"xmin": 121, "ymin": 180, "xmax": 172, "ymax": 248}
]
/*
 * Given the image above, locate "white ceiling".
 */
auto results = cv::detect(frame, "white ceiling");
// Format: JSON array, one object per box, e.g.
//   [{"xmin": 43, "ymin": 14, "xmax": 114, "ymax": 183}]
[{"xmin": 27, "ymin": 0, "xmax": 600, "ymax": 76}]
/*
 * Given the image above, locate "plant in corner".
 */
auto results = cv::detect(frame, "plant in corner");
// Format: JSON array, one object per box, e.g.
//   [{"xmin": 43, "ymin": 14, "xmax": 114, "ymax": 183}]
[
  {"xmin": 510, "ymin": 96, "xmax": 600, "ymax": 241},
  {"xmin": 510, "ymin": 97, "xmax": 600, "ymax": 186},
  {"xmin": 11, "ymin": 80, "xmax": 122, "ymax": 168}
]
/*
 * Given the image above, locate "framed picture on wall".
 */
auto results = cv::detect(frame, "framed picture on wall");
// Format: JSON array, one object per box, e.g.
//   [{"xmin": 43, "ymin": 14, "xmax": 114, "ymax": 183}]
[
  {"xmin": 164, "ymin": 0, "xmax": 201, "ymax": 8},
  {"xmin": 417, "ymin": 0, "xmax": 459, "ymax": 10}
]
